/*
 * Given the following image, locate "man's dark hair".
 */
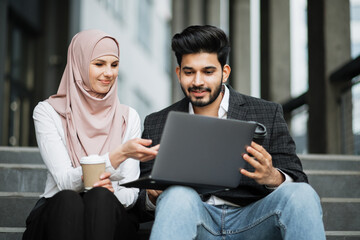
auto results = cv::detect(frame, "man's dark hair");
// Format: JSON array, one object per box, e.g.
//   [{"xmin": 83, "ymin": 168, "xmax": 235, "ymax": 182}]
[{"xmin": 171, "ymin": 25, "xmax": 230, "ymax": 68}]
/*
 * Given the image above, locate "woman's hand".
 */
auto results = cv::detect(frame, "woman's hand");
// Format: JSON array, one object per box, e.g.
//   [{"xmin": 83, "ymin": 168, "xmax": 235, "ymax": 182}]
[
  {"xmin": 93, "ymin": 172, "xmax": 114, "ymax": 192},
  {"xmin": 120, "ymin": 138, "xmax": 160, "ymax": 162},
  {"xmin": 109, "ymin": 138, "xmax": 159, "ymax": 168}
]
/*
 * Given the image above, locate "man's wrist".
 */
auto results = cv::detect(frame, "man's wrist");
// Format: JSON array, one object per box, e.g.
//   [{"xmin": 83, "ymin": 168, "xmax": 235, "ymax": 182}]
[
  {"xmin": 147, "ymin": 190, "xmax": 157, "ymax": 205},
  {"xmin": 145, "ymin": 191, "xmax": 156, "ymax": 211},
  {"xmin": 266, "ymin": 168, "xmax": 285, "ymax": 188}
]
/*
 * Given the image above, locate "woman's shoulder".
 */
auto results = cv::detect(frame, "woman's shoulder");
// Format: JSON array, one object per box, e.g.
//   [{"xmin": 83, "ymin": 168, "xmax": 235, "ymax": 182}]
[
  {"xmin": 33, "ymin": 101, "xmax": 56, "ymax": 116},
  {"xmin": 124, "ymin": 105, "xmax": 139, "ymax": 119},
  {"xmin": 33, "ymin": 101, "xmax": 63, "ymax": 125}
]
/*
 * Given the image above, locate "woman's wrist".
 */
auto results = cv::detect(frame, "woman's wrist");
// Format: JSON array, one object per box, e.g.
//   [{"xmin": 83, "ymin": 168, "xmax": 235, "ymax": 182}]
[{"xmin": 109, "ymin": 145, "xmax": 127, "ymax": 169}]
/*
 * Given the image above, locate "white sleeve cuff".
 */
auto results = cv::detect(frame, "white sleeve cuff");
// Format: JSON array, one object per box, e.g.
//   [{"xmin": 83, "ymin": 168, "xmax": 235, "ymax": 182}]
[
  {"xmin": 145, "ymin": 191, "xmax": 157, "ymax": 211},
  {"xmin": 103, "ymin": 152, "xmax": 116, "ymax": 173}
]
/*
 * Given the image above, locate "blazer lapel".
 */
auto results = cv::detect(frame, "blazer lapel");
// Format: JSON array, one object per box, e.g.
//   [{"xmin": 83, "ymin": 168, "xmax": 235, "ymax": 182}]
[
  {"xmin": 173, "ymin": 97, "xmax": 189, "ymax": 112},
  {"xmin": 227, "ymin": 85, "xmax": 248, "ymax": 121}
]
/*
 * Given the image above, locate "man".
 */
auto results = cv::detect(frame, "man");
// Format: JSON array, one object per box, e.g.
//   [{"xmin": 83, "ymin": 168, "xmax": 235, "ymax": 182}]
[{"xmin": 138, "ymin": 25, "xmax": 325, "ymax": 239}]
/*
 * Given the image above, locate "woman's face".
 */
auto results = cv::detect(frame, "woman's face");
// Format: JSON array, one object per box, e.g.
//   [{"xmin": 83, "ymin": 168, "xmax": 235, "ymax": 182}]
[{"xmin": 89, "ymin": 55, "xmax": 119, "ymax": 96}]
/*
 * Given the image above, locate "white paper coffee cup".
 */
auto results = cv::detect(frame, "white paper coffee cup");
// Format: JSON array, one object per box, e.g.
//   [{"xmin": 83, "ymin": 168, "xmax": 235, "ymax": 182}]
[{"xmin": 80, "ymin": 155, "xmax": 106, "ymax": 190}]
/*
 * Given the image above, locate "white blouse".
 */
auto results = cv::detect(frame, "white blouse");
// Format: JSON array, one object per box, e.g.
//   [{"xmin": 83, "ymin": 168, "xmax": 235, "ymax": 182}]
[{"xmin": 33, "ymin": 101, "xmax": 140, "ymax": 208}]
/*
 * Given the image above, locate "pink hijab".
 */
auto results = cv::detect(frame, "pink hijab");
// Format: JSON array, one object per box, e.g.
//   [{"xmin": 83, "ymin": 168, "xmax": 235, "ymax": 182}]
[{"xmin": 48, "ymin": 29, "xmax": 129, "ymax": 167}]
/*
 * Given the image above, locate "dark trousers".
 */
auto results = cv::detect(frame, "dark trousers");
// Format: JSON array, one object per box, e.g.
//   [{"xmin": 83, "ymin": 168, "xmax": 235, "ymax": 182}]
[{"xmin": 22, "ymin": 187, "xmax": 139, "ymax": 240}]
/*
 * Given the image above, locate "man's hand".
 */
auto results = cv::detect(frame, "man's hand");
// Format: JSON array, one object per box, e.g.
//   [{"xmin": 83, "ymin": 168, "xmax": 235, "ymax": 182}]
[
  {"xmin": 240, "ymin": 141, "xmax": 284, "ymax": 187},
  {"xmin": 147, "ymin": 189, "xmax": 163, "ymax": 205}
]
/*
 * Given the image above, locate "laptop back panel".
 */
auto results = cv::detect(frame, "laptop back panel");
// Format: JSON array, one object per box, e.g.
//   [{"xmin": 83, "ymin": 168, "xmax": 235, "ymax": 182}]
[{"xmin": 150, "ymin": 111, "xmax": 256, "ymax": 189}]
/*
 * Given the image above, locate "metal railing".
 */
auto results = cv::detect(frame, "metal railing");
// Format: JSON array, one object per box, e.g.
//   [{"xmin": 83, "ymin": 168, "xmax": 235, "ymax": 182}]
[{"xmin": 282, "ymin": 55, "xmax": 360, "ymax": 155}]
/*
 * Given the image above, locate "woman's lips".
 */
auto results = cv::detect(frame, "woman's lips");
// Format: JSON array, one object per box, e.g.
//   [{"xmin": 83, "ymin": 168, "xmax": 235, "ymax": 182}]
[{"xmin": 99, "ymin": 79, "xmax": 112, "ymax": 85}]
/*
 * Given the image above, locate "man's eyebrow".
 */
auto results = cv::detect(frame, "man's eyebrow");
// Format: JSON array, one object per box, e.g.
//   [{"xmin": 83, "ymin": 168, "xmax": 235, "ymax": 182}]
[
  {"xmin": 182, "ymin": 66, "xmax": 193, "ymax": 70},
  {"xmin": 203, "ymin": 66, "xmax": 217, "ymax": 70},
  {"xmin": 182, "ymin": 66, "xmax": 217, "ymax": 70}
]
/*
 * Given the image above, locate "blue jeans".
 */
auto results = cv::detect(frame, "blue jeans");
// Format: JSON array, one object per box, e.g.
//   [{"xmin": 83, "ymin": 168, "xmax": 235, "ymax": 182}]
[{"xmin": 150, "ymin": 183, "xmax": 325, "ymax": 240}]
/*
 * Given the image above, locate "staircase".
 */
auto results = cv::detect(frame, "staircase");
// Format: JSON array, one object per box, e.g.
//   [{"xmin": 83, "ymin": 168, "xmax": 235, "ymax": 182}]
[
  {"xmin": 0, "ymin": 147, "xmax": 45, "ymax": 240},
  {"xmin": 0, "ymin": 147, "xmax": 359, "ymax": 240},
  {"xmin": 300, "ymin": 154, "xmax": 360, "ymax": 240}
]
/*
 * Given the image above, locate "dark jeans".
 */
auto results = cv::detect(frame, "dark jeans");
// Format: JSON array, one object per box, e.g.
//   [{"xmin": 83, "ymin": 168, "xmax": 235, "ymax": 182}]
[{"xmin": 22, "ymin": 187, "xmax": 139, "ymax": 240}]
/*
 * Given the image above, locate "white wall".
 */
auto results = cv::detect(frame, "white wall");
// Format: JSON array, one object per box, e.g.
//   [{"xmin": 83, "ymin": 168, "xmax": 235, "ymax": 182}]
[{"xmin": 78, "ymin": 0, "xmax": 172, "ymax": 125}]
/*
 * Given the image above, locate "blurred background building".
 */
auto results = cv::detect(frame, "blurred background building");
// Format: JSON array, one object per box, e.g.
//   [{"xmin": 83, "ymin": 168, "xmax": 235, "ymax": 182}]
[{"xmin": 0, "ymin": 0, "xmax": 359, "ymax": 155}]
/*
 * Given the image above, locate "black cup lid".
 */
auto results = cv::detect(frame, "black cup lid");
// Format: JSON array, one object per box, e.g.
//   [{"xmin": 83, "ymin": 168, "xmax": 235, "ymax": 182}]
[{"xmin": 249, "ymin": 121, "xmax": 267, "ymax": 138}]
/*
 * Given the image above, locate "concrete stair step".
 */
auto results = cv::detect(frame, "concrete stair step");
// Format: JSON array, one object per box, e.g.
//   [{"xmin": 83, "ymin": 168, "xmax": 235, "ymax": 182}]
[
  {"xmin": 0, "ymin": 193, "xmax": 40, "ymax": 228},
  {"xmin": 300, "ymin": 154, "xmax": 360, "ymax": 171},
  {"xmin": 0, "ymin": 227, "xmax": 152, "ymax": 240},
  {"xmin": 306, "ymin": 170, "xmax": 360, "ymax": 198},
  {"xmin": 322, "ymin": 198, "xmax": 360, "ymax": 231},
  {"xmin": 0, "ymin": 147, "xmax": 43, "ymax": 164},
  {"xmin": 0, "ymin": 164, "xmax": 46, "ymax": 193},
  {"xmin": 0, "ymin": 228, "xmax": 25, "ymax": 240},
  {"xmin": 325, "ymin": 232, "xmax": 360, "ymax": 240}
]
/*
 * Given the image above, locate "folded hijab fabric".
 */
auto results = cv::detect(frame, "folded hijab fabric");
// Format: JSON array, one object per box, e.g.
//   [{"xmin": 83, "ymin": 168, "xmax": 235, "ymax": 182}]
[{"xmin": 48, "ymin": 29, "xmax": 128, "ymax": 167}]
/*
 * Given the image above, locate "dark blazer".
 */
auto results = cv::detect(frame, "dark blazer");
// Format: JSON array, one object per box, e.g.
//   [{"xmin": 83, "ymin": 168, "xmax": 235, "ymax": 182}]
[{"xmin": 136, "ymin": 85, "xmax": 307, "ymax": 219}]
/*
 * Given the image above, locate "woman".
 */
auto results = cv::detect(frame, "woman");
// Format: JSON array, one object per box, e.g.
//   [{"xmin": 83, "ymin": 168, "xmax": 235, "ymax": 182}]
[{"xmin": 23, "ymin": 29, "xmax": 158, "ymax": 240}]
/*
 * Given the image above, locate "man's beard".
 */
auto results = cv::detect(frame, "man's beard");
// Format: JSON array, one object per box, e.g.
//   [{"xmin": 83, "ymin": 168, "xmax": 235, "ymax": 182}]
[{"xmin": 181, "ymin": 78, "xmax": 223, "ymax": 107}]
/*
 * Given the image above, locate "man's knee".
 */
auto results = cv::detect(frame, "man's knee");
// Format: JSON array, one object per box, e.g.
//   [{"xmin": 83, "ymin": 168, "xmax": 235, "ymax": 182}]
[
  {"xmin": 154, "ymin": 186, "xmax": 205, "ymax": 228},
  {"xmin": 277, "ymin": 183, "xmax": 322, "ymax": 214},
  {"xmin": 158, "ymin": 186, "xmax": 201, "ymax": 209},
  {"xmin": 279, "ymin": 182, "xmax": 319, "ymax": 200}
]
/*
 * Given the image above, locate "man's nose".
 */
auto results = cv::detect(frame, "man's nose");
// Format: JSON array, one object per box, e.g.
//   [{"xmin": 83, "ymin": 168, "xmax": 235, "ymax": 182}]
[{"xmin": 193, "ymin": 72, "xmax": 204, "ymax": 85}]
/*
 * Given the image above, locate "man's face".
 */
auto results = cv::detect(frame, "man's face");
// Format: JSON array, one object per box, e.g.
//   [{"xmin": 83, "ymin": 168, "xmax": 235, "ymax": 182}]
[{"xmin": 176, "ymin": 52, "xmax": 230, "ymax": 107}]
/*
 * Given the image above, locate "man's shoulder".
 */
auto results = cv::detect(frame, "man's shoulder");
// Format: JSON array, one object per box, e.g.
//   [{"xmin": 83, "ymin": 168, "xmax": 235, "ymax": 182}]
[
  {"xmin": 229, "ymin": 88, "xmax": 280, "ymax": 110},
  {"xmin": 144, "ymin": 98, "xmax": 188, "ymax": 125}
]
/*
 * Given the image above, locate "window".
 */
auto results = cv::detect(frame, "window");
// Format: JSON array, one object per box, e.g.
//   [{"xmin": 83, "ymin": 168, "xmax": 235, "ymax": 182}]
[
  {"xmin": 289, "ymin": 0, "xmax": 309, "ymax": 153},
  {"xmin": 138, "ymin": 0, "xmax": 152, "ymax": 51}
]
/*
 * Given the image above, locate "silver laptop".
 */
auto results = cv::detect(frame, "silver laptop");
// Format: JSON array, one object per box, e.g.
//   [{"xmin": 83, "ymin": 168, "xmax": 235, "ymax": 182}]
[{"xmin": 121, "ymin": 111, "xmax": 256, "ymax": 193}]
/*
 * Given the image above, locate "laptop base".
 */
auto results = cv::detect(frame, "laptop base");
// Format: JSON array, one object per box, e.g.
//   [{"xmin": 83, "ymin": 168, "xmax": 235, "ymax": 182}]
[{"xmin": 122, "ymin": 176, "xmax": 231, "ymax": 194}]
